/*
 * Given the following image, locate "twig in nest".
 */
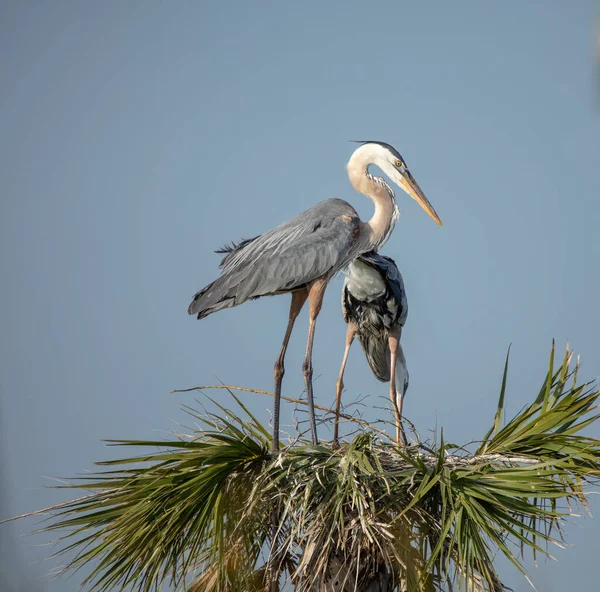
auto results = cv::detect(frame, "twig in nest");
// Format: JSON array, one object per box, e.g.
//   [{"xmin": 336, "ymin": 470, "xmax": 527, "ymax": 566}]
[{"xmin": 172, "ymin": 384, "xmax": 390, "ymax": 439}]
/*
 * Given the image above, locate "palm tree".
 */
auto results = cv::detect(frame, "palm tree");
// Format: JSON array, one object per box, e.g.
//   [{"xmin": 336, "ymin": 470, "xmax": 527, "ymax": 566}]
[{"xmin": 3, "ymin": 343, "xmax": 600, "ymax": 591}]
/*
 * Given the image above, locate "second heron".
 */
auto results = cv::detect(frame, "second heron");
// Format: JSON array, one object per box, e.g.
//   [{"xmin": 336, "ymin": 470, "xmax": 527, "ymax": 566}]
[{"xmin": 334, "ymin": 252, "xmax": 410, "ymax": 446}]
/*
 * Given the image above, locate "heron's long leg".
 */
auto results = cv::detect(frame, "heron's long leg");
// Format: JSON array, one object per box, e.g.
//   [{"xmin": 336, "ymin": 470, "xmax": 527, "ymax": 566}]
[
  {"xmin": 388, "ymin": 327, "xmax": 406, "ymax": 446},
  {"xmin": 333, "ymin": 322, "xmax": 357, "ymax": 447},
  {"xmin": 272, "ymin": 289, "xmax": 308, "ymax": 452},
  {"xmin": 302, "ymin": 278, "xmax": 328, "ymax": 445}
]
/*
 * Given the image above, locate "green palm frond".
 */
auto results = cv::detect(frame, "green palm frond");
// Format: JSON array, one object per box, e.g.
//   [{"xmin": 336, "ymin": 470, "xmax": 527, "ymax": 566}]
[
  {"xmin": 42, "ymin": 400, "xmax": 273, "ymax": 591},
  {"xmin": 3, "ymin": 343, "xmax": 600, "ymax": 591}
]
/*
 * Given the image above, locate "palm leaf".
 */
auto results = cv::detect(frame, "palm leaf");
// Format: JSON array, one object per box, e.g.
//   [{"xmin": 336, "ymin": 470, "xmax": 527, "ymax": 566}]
[{"xmin": 2, "ymin": 343, "xmax": 600, "ymax": 591}]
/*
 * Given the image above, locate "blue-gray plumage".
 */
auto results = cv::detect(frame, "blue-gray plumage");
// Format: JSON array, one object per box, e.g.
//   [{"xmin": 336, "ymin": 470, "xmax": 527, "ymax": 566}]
[
  {"xmin": 334, "ymin": 252, "xmax": 410, "ymax": 446},
  {"xmin": 189, "ymin": 200, "xmax": 362, "ymax": 317},
  {"xmin": 188, "ymin": 141, "xmax": 441, "ymax": 451}
]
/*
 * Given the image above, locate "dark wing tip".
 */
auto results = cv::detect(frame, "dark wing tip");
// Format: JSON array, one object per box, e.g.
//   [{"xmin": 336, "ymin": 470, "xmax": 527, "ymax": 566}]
[
  {"xmin": 214, "ymin": 241, "xmax": 237, "ymax": 255},
  {"xmin": 216, "ymin": 236, "xmax": 260, "ymax": 269}
]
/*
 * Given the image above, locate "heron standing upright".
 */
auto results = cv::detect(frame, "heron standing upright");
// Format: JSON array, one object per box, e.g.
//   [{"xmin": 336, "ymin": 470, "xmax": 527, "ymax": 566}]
[
  {"xmin": 188, "ymin": 141, "xmax": 441, "ymax": 450},
  {"xmin": 334, "ymin": 252, "xmax": 409, "ymax": 446}
]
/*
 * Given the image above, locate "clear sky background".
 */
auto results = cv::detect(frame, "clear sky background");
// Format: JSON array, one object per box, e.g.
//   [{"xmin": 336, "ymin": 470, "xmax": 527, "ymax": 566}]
[{"xmin": 1, "ymin": 1, "xmax": 599, "ymax": 590}]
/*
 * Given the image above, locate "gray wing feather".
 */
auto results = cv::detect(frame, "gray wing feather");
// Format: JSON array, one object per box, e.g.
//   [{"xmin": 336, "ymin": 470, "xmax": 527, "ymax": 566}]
[
  {"xmin": 234, "ymin": 216, "xmax": 358, "ymax": 301},
  {"xmin": 189, "ymin": 199, "xmax": 360, "ymax": 319},
  {"xmin": 219, "ymin": 199, "xmax": 358, "ymax": 272},
  {"xmin": 216, "ymin": 237, "xmax": 259, "ymax": 269}
]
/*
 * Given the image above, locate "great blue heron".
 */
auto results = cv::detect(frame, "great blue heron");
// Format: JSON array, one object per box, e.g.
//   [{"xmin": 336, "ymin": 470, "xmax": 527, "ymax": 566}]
[
  {"xmin": 188, "ymin": 141, "xmax": 441, "ymax": 450},
  {"xmin": 334, "ymin": 252, "xmax": 409, "ymax": 447}
]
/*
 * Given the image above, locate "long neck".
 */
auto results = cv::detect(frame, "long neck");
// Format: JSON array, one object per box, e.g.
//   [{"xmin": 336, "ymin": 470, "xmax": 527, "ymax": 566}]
[{"xmin": 347, "ymin": 156, "xmax": 399, "ymax": 250}]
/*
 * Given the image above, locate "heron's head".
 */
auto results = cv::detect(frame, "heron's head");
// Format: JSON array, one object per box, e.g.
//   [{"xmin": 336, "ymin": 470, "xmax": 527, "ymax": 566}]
[{"xmin": 350, "ymin": 141, "xmax": 442, "ymax": 226}]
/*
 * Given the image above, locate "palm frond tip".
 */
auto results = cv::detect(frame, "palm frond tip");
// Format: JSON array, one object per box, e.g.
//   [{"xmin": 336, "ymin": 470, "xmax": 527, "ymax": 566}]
[{"xmin": 4, "ymin": 343, "xmax": 600, "ymax": 591}]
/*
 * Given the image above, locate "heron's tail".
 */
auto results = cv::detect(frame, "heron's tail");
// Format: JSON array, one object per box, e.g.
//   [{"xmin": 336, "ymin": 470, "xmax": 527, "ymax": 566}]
[{"xmin": 188, "ymin": 278, "xmax": 237, "ymax": 319}]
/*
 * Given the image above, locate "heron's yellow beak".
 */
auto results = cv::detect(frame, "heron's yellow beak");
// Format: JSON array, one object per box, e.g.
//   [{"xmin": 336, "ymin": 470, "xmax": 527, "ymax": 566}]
[{"xmin": 400, "ymin": 173, "xmax": 443, "ymax": 226}]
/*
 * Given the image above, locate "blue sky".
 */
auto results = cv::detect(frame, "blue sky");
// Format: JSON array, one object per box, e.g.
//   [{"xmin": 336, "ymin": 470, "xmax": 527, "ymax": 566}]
[{"xmin": 1, "ymin": 1, "xmax": 599, "ymax": 590}]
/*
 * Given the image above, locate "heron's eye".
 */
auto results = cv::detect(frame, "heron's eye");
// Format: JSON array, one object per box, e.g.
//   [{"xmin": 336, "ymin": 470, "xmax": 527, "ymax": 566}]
[{"xmin": 395, "ymin": 160, "xmax": 403, "ymax": 168}]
